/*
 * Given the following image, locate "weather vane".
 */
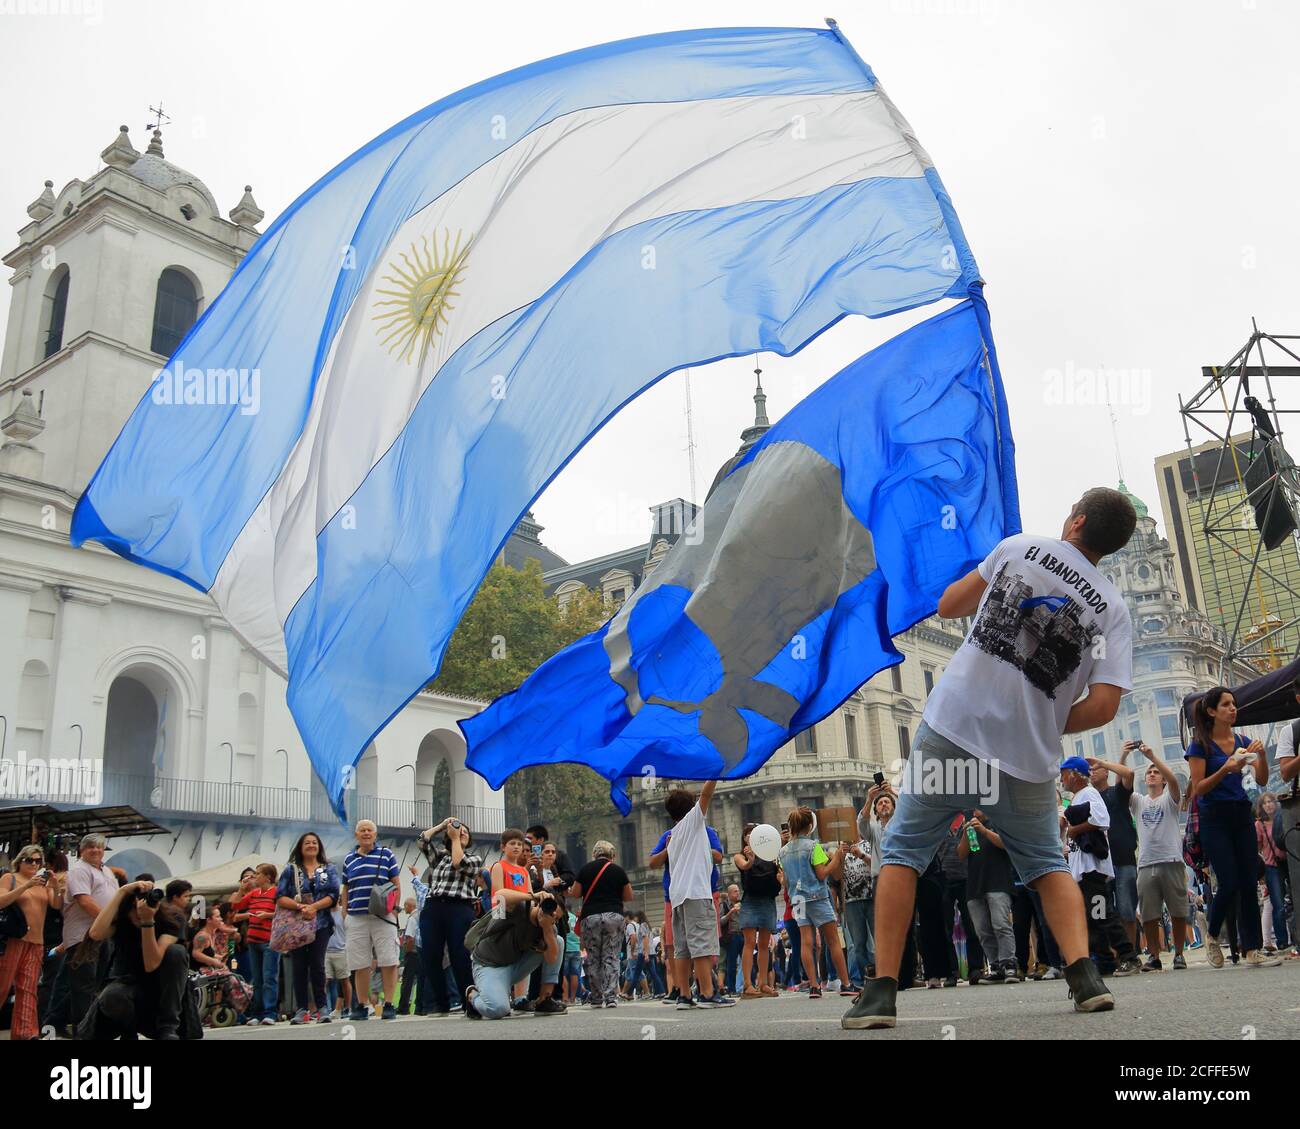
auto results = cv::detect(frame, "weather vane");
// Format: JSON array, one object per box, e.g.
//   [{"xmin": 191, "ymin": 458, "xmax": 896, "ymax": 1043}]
[{"xmin": 145, "ymin": 102, "xmax": 171, "ymax": 134}]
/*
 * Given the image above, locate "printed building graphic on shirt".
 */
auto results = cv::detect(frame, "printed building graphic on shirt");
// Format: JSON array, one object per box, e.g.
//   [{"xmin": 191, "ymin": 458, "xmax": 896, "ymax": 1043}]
[{"xmin": 970, "ymin": 562, "xmax": 1101, "ymax": 698}]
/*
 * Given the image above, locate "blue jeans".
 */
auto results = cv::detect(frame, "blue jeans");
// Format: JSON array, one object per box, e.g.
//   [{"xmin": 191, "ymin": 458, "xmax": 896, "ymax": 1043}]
[
  {"xmin": 723, "ymin": 933, "xmax": 744, "ymax": 992},
  {"xmin": 471, "ymin": 950, "xmax": 562, "ymax": 1020},
  {"xmin": 843, "ymin": 899, "xmax": 874, "ymax": 973},
  {"xmin": 1200, "ymin": 801, "xmax": 1263, "ymax": 953},
  {"xmin": 245, "ymin": 943, "xmax": 281, "ymax": 1021}
]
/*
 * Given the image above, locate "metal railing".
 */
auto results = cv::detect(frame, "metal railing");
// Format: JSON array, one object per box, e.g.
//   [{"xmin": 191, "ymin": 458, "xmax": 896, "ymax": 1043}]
[{"xmin": 0, "ymin": 769, "xmax": 509, "ymax": 836}]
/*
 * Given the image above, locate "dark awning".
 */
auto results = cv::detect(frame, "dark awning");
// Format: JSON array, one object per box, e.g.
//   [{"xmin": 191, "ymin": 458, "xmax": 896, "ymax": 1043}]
[
  {"xmin": 0, "ymin": 804, "xmax": 170, "ymax": 855},
  {"xmin": 1181, "ymin": 657, "xmax": 1300, "ymax": 735}
]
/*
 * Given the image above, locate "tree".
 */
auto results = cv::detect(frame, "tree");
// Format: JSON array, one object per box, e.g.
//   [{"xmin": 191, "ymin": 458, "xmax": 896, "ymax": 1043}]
[{"xmin": 430, "ymin": 559, "xmax": 612, "ymax": 829}]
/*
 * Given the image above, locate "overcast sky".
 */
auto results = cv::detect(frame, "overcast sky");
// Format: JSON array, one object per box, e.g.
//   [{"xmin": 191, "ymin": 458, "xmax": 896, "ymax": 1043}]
[{"xmin": 3, "ymin": 0, "xmax": 1298, "ymax": 565}]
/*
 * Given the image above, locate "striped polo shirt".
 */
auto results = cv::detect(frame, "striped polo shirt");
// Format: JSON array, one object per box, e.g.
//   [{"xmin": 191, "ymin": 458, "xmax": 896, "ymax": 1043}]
[{"xmin": 342, "ymin": 845, "xmax": 399, "ymax": 914}]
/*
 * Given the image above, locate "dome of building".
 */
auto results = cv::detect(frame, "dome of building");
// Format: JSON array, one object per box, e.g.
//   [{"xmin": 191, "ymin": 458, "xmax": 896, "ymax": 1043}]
[
  {"xmin": 1118, "ymin": 479, "xmax": 1149, "ymax": 520},
  {"xmin": 124, "ymin": 130, "xmax": 221, "ymax": 215}
]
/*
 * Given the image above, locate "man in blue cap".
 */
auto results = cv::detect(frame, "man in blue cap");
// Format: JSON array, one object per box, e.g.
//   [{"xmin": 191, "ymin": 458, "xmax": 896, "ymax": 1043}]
[
  {"xmin": 844, "ymin": 487, "xmax": 1137, "ymax": 1030},
  {"xmin": 1060, "ymin": 757, "xmax": 1142, "ymax": 976}
]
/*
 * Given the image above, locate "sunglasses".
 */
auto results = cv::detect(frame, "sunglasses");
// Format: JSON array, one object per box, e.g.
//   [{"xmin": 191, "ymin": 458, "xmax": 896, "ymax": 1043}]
[{"xmin": 22, "ymin": 856, "xmax": 44, "ymax": 864}]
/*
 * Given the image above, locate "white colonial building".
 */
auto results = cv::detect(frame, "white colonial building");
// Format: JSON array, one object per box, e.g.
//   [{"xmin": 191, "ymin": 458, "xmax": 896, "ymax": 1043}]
[{"xmin": 0, "ymin": 125, "xmax": 502, "ymax": 876}]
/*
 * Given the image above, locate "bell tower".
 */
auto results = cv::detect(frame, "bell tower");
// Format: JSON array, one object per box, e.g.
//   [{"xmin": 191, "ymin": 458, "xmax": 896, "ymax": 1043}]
[{"xmin": 0, "ymin": 123, "xmax": 263, "ymax": 496}]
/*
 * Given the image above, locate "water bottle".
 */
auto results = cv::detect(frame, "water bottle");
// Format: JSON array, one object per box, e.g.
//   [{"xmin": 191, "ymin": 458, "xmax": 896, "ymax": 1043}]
[{"xmin": 966, "ymin": 824, "xmax": 981, "ymax": 854}]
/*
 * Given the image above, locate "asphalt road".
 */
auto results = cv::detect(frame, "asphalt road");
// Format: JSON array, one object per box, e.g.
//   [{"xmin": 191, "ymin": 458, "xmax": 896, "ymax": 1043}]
[{"xmin": 206, "ymin": 958, "xmax": 1300, "ymax": 1041}]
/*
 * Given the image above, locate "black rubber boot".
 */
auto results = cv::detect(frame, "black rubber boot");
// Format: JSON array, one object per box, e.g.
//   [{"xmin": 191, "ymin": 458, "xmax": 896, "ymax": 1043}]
[{"xmin": 1064, "ymin": 957, "xmax": 1114, "ymax": 1013}]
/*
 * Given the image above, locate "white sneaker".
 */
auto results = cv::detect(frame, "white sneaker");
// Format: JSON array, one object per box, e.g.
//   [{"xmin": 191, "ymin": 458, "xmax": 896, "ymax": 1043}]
[
  {"xmin": 1246, "ymin": 950, "xmax": 1282, "ymax": 968},
  {"xmin": 1040, "ymin": 966, "xmax": 1063, "ymax": 981},
  {"xmin": 1205, "ymin": 935, "xmax": 1225, "ymax": 969}
]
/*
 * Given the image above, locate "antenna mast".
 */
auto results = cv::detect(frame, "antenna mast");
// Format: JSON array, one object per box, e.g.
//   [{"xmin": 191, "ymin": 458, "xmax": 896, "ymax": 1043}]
[{"xmin": 684, "ymin": 369, "xmax": 698, "ymax": 504}]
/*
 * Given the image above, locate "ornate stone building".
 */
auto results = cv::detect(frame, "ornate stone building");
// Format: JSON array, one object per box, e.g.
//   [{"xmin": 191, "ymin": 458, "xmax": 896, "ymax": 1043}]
[{"xmin": 0, "ymin": 126, "xmax": 499, "ymax": 876}]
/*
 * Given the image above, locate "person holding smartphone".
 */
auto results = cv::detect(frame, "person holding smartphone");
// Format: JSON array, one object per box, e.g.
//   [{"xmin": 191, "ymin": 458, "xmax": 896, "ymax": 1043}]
[
  {"xmin": 0, "ymin": 844, "xmax": 62, "ymax": 1040},
  {"xmin": 1185, "ymin": 687, "xmax": 1279, "ymax": 968}
]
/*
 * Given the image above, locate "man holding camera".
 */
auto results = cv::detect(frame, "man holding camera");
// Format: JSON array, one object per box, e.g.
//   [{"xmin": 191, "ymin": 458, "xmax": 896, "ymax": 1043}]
[
  {"xmin": 82, "ymin": 879, "xmax": 196, "ymax": 1040},
  {"xmin": 464, "ymin": 888, "xmax": 566, "ymax": 1019}
]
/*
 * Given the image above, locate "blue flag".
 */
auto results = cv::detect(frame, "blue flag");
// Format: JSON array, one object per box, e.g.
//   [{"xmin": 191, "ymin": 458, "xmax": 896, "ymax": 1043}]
[
  {"xmin": 71, "ymin": 26, "xmax": 983, "ymax": 817},
  {"xmin": 462, "ymin": 298, "xmax": 1020, "ymax": 812}
]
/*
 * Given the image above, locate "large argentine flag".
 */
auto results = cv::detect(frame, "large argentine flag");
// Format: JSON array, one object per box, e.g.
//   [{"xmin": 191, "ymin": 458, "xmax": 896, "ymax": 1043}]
[
  {"xmin": 463, "ymin": 299, "xmax": 1019, "ymax": 812},
  {"xmin": 72, "ymin": 26, "xmax": 982, "ymax": 817}
]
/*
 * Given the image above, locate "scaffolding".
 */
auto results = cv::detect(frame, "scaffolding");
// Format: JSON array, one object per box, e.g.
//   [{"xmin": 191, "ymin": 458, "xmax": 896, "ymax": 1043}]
[{"xmin": 1179, "ymin": 324, "xmax": 1300, "ymax": 675}]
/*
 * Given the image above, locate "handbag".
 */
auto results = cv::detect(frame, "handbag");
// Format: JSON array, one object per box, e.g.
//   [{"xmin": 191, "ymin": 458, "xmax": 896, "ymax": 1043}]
[
  {"xmin": 269, "ymin": 865, "xmax": 317, "ymax": 954},
  {"xmin": 367, "ymin": 855, "xmax": 399, "ymax": 922},
  {"xmin": 0, "ymin": 876, "xmax": 27, "ymax": 941},
  {"xmin": 574, "ymin": 860, "xmax": 613, "ymax": 938}
]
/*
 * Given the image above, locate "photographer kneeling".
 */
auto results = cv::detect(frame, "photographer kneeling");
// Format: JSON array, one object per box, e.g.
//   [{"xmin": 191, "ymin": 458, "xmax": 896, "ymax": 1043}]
[
  {"xmin": 464, "ymin": 889, "xmax": 565, "ymax": 1019},
  {"xmin": 80, "ymin": 879, "xmax": 198, "ymax": 1040}
]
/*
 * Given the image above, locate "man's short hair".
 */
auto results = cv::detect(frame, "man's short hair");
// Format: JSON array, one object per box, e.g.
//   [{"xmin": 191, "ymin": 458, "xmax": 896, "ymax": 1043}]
[
  {"xmin": 500, "ymin": 827, "xmax": 526, "ymax": 848},
  {"xmin": 165, "ymin": 879, "xmax": 192, "ymax": 900},
  {"xmin": 256, "ymin": 863, "xmax": 278, "ymax": 882},
  {"xmin": 1071, "ymin": 487, "xmax": 1137, "ymax": 556},
  {"xmin": 664, "ymin": 788, "xmax": 696, "ymax": 822},
  {"xmin": 79, "ymin": 833, "xmax": 107, "ymax": 852},
  {"xmin": 525, "ymin": 824, "xmax": 548, "ymax": 840}
]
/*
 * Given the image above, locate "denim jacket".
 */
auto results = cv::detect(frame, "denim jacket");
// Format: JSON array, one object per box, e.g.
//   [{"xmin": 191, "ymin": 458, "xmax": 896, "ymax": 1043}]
[{"xmin": 779, "ymin": 837, "xmax": 828, "ymax": 904}]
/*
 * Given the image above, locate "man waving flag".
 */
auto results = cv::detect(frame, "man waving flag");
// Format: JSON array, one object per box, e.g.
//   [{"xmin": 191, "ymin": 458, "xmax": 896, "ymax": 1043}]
[{"xmin": 73, "ymin": 24, "xmax": 985, "ymax": 816}]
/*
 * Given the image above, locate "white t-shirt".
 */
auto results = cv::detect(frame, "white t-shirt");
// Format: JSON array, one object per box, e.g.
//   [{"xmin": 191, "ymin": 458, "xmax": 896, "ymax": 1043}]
[
  {"xmin": 1066, "ymin": 784, "xmax": 1114, "ymax": 880},
  {"xmin": 667, "ymin": 801, "xmax": 714, "ymax": 907},
  {"xmin": 924, "ymin": 534, "xmax": 1132, "ymax": 783},
  {"xmin": 1129, "ymin": 789, "xmax": 1182, "ymax": 867},
  {"xmin": 1277, "ymin": 720, "xmax": 1299, "ymax": 764}
]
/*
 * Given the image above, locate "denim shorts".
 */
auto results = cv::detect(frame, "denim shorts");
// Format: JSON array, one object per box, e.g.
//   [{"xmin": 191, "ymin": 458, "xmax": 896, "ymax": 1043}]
[
  {"xmin": 737, "ymin": 895, "xmax": 778, "ymax": 932},
  {"xmin": 562, "ymin": 953, "xmax": 582, "ymax": 978},
  {"xmin": 791, "ymin": 895, "xmax": 837, "ymax": 929},
  {"xmin": 880, "ymin": 721, "xmax": 1069, "ymax": 885}
]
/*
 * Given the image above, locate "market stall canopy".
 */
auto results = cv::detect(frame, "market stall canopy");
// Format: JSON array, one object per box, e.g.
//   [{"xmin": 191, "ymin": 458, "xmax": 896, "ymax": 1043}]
[
  {"xmin": 1181, "ymin": 657, "xmax": 1300, "ymax": 736},
  {"xmin": 173, "ymin": 853, "xmax": 264, "ymax": 899}
]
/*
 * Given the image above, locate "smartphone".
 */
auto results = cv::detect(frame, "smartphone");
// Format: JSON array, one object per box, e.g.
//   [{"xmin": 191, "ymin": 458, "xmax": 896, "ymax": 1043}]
[
  {"xmin": 532, "ymin": 843, "xmax": 542, "ymax": 857},
  {"xmin": 873, "ymin": 771, "xmax": 885, "ymax": 787}
]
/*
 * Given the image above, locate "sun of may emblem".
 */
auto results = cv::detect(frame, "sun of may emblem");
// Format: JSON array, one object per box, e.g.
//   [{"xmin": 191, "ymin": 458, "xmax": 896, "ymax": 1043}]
[{"xmin": 372, "ymin": 229, "xmax": 472, "ymax": 363}]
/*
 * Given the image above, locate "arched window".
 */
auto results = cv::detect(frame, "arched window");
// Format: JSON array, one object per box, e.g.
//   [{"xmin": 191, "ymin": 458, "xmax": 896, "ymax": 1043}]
[
  {"xmin": 150, "ymin": 268, "xmax": 199, "ymax": 357},
  {"xmin": 43, "ymin": 268, "xmax": 69, "ymax": 359}
]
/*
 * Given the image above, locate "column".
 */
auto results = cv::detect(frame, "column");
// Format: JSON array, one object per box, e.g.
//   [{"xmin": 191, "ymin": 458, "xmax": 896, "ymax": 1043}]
[
  {"xmin": 0, "ymin": 574, "xmax": 41, "ymax": 739},
  {"xmin": 46, "ymin": 585, "xmax": 111, "ymax": 769}
]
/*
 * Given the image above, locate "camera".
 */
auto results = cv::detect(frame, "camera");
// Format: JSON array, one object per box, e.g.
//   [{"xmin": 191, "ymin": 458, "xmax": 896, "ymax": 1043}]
[
  {"xmin": 450, "ymin": 820, "xmax": 461, "ymax": 830},
  {"xmin": 137, "ymin": 887, "xmax": 165, "ymax": 907}
]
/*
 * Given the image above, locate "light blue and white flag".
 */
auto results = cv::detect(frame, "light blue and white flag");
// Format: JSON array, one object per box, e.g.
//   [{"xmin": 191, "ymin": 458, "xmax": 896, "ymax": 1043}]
[
  {"xmin": 72, "ymin": 26, "xmax": 982, "ymax": 816},
  {"xmin": 463, "ymin": 299, "xmax": 1019, "ymax": 812}
]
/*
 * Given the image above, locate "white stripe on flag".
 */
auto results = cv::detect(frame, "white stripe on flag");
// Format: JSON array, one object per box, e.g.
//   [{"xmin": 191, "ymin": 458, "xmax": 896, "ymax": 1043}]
[{"xmin": 211, "ymin": 88, "xmax": 931, "ymax": 673}]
